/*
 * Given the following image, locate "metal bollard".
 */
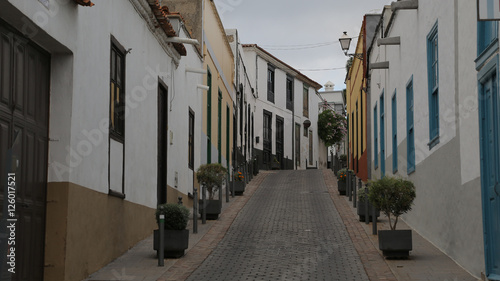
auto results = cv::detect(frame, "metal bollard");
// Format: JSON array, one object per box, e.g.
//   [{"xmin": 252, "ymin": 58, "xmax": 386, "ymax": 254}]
[
  {"xmin": 372, "ymin": 204, "xmax": 378, "ymax": 235},
  {"xmin": 364, "ymin": 186, "xmax": 369, "ymax": 224},
  {"xmin": 353, "ymin": 176, "xmax": 357, "ymax": 208},
  {"xmin": 245, "ymin": 163, "xmax": 249, "ymax": 184},
  {"xmin": 218, "ymin": 178, "xmax": 223, "ymax": 206},
  {"xmin": 193, "ymin": 188, "xmax": 198, "ymax": 234},
  {"xmin": 226, "ymin": 176, "xmax": 229, "ymax": 203},
  {"xmin": 158, "ymin": 214, "xmax": 164, "ymax": 266},
  {"xmin": 202, "ymin": 184, "xmax": 206, "ymax": 224},
  {"xmin": 231, "ymin": 168, "xmax": 236, "ymax": 198},
  {"xmin": 347, "ymin": 171, "xmax": 352, "ymax": 201}
]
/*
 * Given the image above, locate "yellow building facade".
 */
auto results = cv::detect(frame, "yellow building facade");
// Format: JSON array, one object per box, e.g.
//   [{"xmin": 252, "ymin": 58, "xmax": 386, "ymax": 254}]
[
  {"xmin": 202, "ymin": 0, "xmax": 235, "ymax": 167},
  {"xmin": 345, "ymin": 23, "xmax": 368, "ymax": 182}
]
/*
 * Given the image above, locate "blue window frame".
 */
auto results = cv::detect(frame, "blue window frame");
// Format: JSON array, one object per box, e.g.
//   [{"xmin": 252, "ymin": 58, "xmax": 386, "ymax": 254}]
[
  {"xmin": 478, "ymin": 21, "xmax": 498, "ymax": 56},
  {"xmin": 407, "ymin": 77, "xmax": 415, "ymax": 174},
  {"xmin": 392, "ymin": 90, "xmax": 397, "ymax": 173},
  {"xmin": 427, "ymin": 21, "xmax": 439, "ymax": 149},
  {"xmin": 380, "ymin": 91, "xmax": 386, "ymax": 177},
  {"xmin": 374, "ymin": 103, "xmax": 378, "ymax": 169}
]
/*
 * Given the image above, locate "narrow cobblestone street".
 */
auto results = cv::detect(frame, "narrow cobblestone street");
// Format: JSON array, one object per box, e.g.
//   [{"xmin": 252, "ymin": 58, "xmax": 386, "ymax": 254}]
[
  {"xmin": 186, "ymin": 170, "xmax": 369, "ymax": 281},
  {"xmin": 86, "ymin": 169, "xmax": 478, "ymax": 281}
]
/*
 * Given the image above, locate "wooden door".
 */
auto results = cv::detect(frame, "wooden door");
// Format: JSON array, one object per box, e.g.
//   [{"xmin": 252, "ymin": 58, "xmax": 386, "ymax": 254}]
[
  {"xmin": 157, "ymin": 84, "xmax": 168, "ymax": 205},
  {"xmin": 0, "ymin": 22, "xmax": 50, "ymax": 280}
]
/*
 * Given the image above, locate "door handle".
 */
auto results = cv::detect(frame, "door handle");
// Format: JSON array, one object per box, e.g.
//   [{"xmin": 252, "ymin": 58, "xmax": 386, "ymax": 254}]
[{"xmin": 494, "ymin": 182, "xmax": 500, "ymax": 197}]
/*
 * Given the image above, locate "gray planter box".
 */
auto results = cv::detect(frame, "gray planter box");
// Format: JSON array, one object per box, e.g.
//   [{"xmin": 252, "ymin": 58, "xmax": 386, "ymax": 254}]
[
  {"xmin": 338, "ymin": 181, "xmax": 346, "ymax": 195},
  {"xmin": 357, "ymin": 199, "xmax": 380, "ymax": 222},
  {"xmin": 232, "ymin": 181, "xmax": 245, "ymax": 195},
  {"xmin": 271, "ymin": 162, "xmax": 280, "ymax": 170},
  {"xmin": 153, "ymin": 229, "xmax": 189, "ymax": 258},
  {"xmin": 378, "ymin": 229, "xmax": 412, "ymax": 259},
  {"xmin": 198, "ymin": 199, "xmax": 222, "ymax": 220}
]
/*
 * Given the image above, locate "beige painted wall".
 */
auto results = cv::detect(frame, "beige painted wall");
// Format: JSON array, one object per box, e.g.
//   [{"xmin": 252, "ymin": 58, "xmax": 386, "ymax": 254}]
[
  {"xmin": 44, "ymin": 182, "xmax": 156, "ymax": 281},
  {"xmin": 204, "ymin": 0, "xmax": 234, "ymax": 86},
  {"xmin": 202, "ymin": 0, "xmax": 235, "ymax": 165}
]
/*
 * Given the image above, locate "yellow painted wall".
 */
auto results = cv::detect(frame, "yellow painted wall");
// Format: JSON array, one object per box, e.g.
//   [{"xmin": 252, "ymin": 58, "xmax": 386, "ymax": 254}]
[
  {"xmin": 346, "ymin": 25, "xmax": 367, "ymax": 176},
  {"xmin": 202, "ymin": 0, "xmax": 234, "ymax": 165}
]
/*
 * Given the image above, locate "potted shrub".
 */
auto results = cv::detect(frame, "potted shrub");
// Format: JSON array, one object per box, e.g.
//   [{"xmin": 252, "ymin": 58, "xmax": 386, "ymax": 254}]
[
  {"xmin": 232, "ymin": 170, "xmax": 245, "ymax": 195},
  {"xmin": 337, "ymin": 168, "xmax": 348, "ymax": 195},
  {"xmin": 368, "ymin": 176, "xmax": 416, "ymax": 259},
  {"xmin": 196, "ymin": 163, "xmax": 227, "ymax": 220},
  {"xmin": 153, "ymin": 203, "xmax": 190, "ymax": 258},
  {"xmin": 271, "ymin": 157, "xmax": 280, "ymax": 170},
  {"xmin": 357, "ymin": 185, "xmax": 380, "ymax": 222},
  {"xmin": 339, "ymin": 154, "xmax": 347, "ymax": 168}
]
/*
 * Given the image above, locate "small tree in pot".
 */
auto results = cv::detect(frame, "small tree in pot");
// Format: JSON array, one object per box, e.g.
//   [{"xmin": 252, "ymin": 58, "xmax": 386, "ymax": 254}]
[
  {"xmin": 153, "ymin": 203, "xmax": 190, "ymax": 258},
  {"xmin": 339, "ymin": 154, "xmax": 347, "ymax": 168},
  {"xmin": 368, "ymin": 176, "xmax": 416, "ymax": 258},
  {"xmin": 196, "ymin": 163, "xmax": 227, "ymax": 219}
]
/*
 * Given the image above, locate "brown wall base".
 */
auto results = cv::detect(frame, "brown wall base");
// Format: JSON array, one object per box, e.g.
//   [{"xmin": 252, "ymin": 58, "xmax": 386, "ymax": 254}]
[
  {"xmin": 44, "ymin": 182, "xmax": 156, "ymax": 281},
  {"xmin": 166, "ymin": 185, "xmax": 194, "ymax": 208}
]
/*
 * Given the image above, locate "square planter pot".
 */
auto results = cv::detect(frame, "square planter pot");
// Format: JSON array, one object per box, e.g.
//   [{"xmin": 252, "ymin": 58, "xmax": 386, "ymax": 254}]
[
  {"xmin": 378, "ymin": 229, "xmax": 412, "ymax": 259},
  {"xmin": 337, "ymin": 181, "xmax": 346, "ymax": 195},
  {"xmin": 153, "ymin": 229, "xmax": 189, "ymax": 258},
  {"xmin": 232, "ymin": 181, "xmax": 245, "ymax": 195},
  {"xmin": 357, "ymin": 199, "xmax": 380, "ymax": 222},
  {"xmin": 198, "ymin": 199, "xmax": 222, "ymax": 220},
  {"xmin": 271, "ymin": 163, "xmax": 280, "ymax": 170}
]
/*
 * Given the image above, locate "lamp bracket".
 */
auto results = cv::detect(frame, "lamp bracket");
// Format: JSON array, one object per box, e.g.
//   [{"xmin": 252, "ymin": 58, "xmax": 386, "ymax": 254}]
[{"xmin": 347, "ymin": 53, "xmax": 364, "ymax": 60}]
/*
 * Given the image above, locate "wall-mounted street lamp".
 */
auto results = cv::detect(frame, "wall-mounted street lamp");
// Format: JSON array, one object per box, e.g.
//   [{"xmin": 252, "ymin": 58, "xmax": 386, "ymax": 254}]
[{"xmin": 339, "ymin": 32, "xmax": 363, "ymax": 60}]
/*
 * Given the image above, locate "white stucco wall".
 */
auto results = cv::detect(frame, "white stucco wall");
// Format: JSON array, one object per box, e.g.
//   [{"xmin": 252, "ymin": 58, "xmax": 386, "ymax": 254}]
[
  {"xmin": 457, "ymin": 1, "xmax": 481, "ymax": 185},
  {"xmin": 368, "ymin": 1, "xmax": 484, "ymax": 277},
  {"xmin": 226, "ymin": 29, "xmax": 257, "ymax": 163},
  {"xmin": 243, "ymin": 46, "xmax": 320, "ymax": 169},
  {"xmin": 9, "ymin": 0, "xmax": 202, "ymax": 209}
]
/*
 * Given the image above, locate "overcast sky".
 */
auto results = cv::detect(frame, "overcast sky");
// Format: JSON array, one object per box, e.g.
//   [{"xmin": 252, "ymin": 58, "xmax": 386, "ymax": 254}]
[{"xmin": 213, "ymin": 0, "xmax": 392, "ymax": 91}]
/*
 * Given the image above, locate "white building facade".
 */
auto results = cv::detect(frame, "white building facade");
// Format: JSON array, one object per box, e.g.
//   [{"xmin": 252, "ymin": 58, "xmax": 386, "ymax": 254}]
[
  {"xmin": 242, "ymin": 45, "xmax": 322, "ymax": 170},
  {"xmin": 318, "ymin": 81, "xmax": 346, "ymax": 158},
  {"xmin": 0, "ymin": 1, "xmax": 202, "ymax": 280},
  {"xmin": 226, "ymin": 29, "xmax": 257, "ymax": 174},
  {"xmin": 368, "ymin": 1, "xmax": 486, "ymax": 278}
]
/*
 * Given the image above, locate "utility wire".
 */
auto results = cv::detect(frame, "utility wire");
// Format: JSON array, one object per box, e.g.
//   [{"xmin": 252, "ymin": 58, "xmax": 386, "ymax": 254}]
[
  {"xmin": 260, "ymin": 36, "xmax": 359, "ymax": 50},
  {"xmin": 298, "ymin": 67, "xmax": 346, "ymax": 72}
]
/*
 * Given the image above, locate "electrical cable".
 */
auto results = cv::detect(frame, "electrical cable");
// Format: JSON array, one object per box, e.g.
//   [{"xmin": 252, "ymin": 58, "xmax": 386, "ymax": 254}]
[{"xmin": 260, "ymin": 36, "xmax": 359, "ymax": 50}]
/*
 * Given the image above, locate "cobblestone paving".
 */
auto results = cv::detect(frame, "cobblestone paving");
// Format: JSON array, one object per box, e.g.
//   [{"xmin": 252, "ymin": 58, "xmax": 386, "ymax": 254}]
[{"xmin": 187, "ymin": 170, "xmax": 369, "ymax": 281}]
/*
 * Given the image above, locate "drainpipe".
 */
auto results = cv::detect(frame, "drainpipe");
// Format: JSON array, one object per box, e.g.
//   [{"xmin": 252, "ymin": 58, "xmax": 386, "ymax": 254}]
[
  {"xmin": 235, "ymin": 33, "xmax": 240, "ymax": 170},
  {"xmin": 255, "ymin": 53, "xmax": 259, "ymax": 98},
  {"xmin": 366, "ymin": 75, "xmax": 372, "ymax": 180},
  {"xmin": 201, "ymin": 0, "xmax": 204, "ymax": 57},
  {"xmin": 292, "ymin": 94, "xmax": 295, "ymax": 170}
]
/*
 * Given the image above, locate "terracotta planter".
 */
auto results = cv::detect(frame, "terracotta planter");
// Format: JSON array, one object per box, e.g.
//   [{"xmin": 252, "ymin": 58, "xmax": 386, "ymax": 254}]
[{"xmin": 153, "ymin": 229, "xmax": 189, "ymax": 258}]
